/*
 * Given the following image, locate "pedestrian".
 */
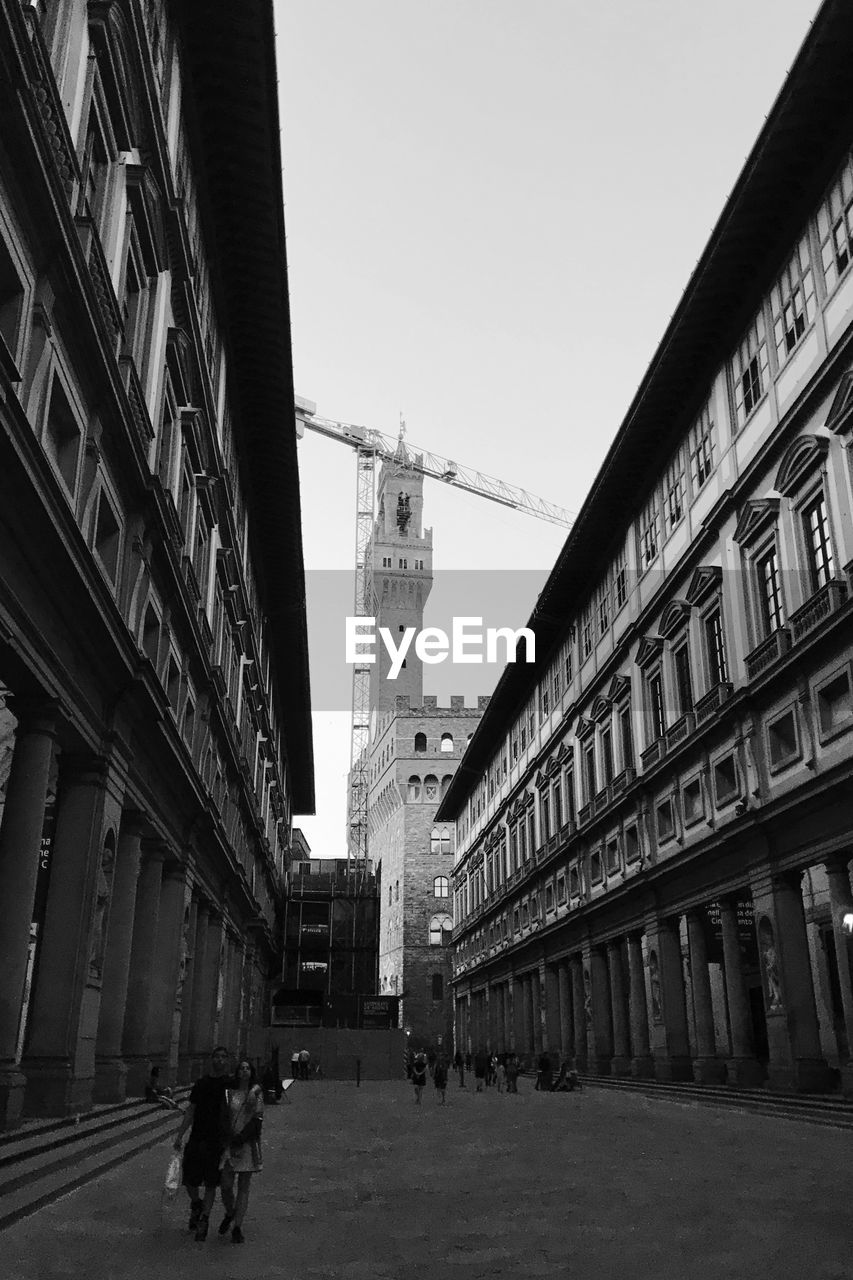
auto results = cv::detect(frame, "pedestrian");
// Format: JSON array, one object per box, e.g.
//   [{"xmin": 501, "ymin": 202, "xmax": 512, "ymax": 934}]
[
  {"xmin": 426, "ymin": 1046, "xmax": 437, "ymax": 1077},
  {"xmin": 488, "ymin": 1054, "xmax": 498, "ymax": 1087},
  {"xmin": 473, "ymin": 1048, "xmax": 488, "ymax": 1092},
  {"xmin": 173, "ymin": 1045, "xmax": 233, "ymax": 1242},
  {"xmin": 290, "ymin": 1048, "xmax": 300, "ymax": 1080},
  {"xmin": 412, "ymin": 1049, "xmax": 428, "ymax": 1104},
  {"xmin": 146, "ymin": 1065, "xmax": 179, "ymax": 1109},
  {"xmin": 433, "ymin": 1054, "xmax": 448, "ymax": 1104},
  {"xmin": 453, "ymin": 1050, "xmax": 465, "ymax": 1088},
  {"xmin": 536, "ymin": 1051, "xmax": 553, "ymax": 1092},
  {"xmin": 505, "ymin": 1053, "xmax": 519, "ymax": 1094},
  {"xmin": 218, "ymin": 1057, "xmax": 264, "ymax": 1245},
  {"xmin": 464, "ymin": 1050, "xmax": 472, "ymax": 1071},
  {"xmin": 495, "ymin": 1058, "xmax": 506, "ymax": 1092},
  {"xmin": 299, "ymin": 1047, "xmax": 310, "ymax": 1080}
]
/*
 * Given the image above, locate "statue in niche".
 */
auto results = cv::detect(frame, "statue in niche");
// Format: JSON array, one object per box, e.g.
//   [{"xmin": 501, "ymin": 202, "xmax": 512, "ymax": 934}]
[
  {"xmin": 88, "ymin": 841, "xmax": 116, "ymax": 981},
  {"xmin": 758, "ymin": 917, "xmax": 783, "ymax": 1010},
  {"xmin": 649, "ymin": 949, "xmax": 662, "ymax": 1023},
  {"xmin": 396, "ymin": 492, "xmax": 411, "ymax": 534},
  {"xmin": 583, "ymin": 969, "xmax": 592, "ymax": 1024}
]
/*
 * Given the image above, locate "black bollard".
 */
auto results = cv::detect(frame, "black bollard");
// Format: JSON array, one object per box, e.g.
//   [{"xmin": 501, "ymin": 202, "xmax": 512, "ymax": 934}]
[{"xmin": 356, "ymin": 1057, "xmax": 361, "ymax": 1087}]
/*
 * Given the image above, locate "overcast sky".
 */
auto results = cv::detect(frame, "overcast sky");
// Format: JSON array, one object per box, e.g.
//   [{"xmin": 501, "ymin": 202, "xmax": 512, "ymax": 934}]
[{"xmin": 275, "ymin": 0, "xmax": 821, "ymax": 859}]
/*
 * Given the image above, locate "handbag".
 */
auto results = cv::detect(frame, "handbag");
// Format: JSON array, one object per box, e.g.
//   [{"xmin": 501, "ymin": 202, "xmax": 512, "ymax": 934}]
[{"xmin": 164, "ymin": 1151, "xmax": 182, "ymax": 1198}]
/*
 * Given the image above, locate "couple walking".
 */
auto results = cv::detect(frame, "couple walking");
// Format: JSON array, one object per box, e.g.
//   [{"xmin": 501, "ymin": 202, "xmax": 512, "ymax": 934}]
[{"xmin": 173, "ymin": 1046, "xmax": 264, "ymax": 1244}]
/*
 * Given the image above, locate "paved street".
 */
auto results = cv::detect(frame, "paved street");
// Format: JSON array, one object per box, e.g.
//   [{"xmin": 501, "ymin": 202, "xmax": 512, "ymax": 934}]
[{"xmin": 1, "ymin": 1080, "xmax": 850, "ymax": 1280}]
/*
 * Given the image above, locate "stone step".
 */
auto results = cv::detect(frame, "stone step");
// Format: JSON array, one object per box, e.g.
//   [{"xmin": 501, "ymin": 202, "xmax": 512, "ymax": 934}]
[
  {"xmin": 578, "ymin": 1074, "xmax": 853, "ymax": 1128},
  {"xmin": 0, "ymin": 1091, "xmax": 190, "ymax": 1232},
  {"xmin": 0, "ymin": 1090, "xmax": 189, "ymax": 1169}
]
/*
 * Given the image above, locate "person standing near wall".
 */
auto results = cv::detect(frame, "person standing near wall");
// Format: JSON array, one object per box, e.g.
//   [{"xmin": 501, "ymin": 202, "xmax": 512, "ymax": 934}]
[
  {"xmin": 173, "ymin": 1046, "xmax": 233, "ymax": 1242},
  {"xmin": 412, "ymin": 1050, "xmax": 428, "ymax": 1104}
]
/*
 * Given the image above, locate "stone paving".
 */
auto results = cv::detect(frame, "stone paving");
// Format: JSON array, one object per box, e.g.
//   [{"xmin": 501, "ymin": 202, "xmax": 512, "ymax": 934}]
[{"xmin": 1, "ymin": 1078, "xmax": 851, "ymax": 1280}]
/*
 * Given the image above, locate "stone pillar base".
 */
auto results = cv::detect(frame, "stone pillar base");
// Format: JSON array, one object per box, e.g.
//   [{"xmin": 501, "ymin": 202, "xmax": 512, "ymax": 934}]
[
  {"xmin": 610, "ymin": 1055, "xmax": 632, "ymax": 1077},
  {"xmin": 839, "ymin": 1063, "xmax": 853, "ymax": 1097},
  {"xmin": 791, "ymin": 1058, "xmax": 837, "ymax": 1094},
  {"xmin": 93, "ymin": 1056, "xmax": 128, "ymax": 1104},
  {"xmin": 726, "ymin": 1056, "xmax": 766, "ymax": 1087},
  {"xmin": 124, "ymin": 1056, "xmax": 152, "ymax": 1098},
  {"xmin": 22, "ymin": 1060, "xmax": 93, "ymax": 1118},
  {"xmin": 591, "ymin": 1056, "xmax": 612, "ymax": 1076},
  {"xmin": 654, "ymin": 1055, "xmax": 693, "ymax": 1082},
  {"xmin": 572, "ymin": 1055, "xmax": 588, "ymax": 1073},
  {"xmin": 0, "ymin": 1067, "xmax": 28, "ymax": 1130},
  {"xmin": 631, "ymin": 1056, "xmax": 655, "ymax": 1079},
  {"xmin": 692, "ymin": 1056, "xmax": 727, "ymax": 1085},
  {"xmin": 177, "ymin": 1054, "xmax": 195, "ymax": 1085}
]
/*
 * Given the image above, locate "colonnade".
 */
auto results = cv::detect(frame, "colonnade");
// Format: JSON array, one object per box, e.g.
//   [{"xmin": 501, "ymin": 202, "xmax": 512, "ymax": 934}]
[
  {"xmin": 455, "ymin": 856, "xmax": 853, "ymax": 1092},
  {"xmin": 0, "ymin": 699, "xmax": 266, "ymax": 1128}
]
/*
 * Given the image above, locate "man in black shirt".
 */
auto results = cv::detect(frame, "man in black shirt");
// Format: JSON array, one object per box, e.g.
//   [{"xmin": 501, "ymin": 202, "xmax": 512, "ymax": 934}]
[{"xmin": 173, "ymin": 1046, "xmax": 234, "ymax": 1241}]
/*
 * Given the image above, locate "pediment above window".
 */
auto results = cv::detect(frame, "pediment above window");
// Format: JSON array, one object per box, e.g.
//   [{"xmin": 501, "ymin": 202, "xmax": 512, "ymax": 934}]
[
  {"xmin": 555, "ymin": 740, "xmax": 572, "ymax": 765},
  {"xmin": 576, "ymin": 716, "xmax": 596, "ymax": 740},
  {"xmin": 774, "ymin": 435, "xmax": 830, "ymax": 496},
  {"xmin": 825, "ymin": 371, "xmax": 853, "ymax": 435},
  {"xmin": 635, "ymin": 636, "xmax": 665, "ymax": 669},
  {"xmin": 659, "ymin": 600, "xmax": 691, "ymax": 639},
  {"xmin": 733, "ymin": 498, "xmax": 780, "ymax": 546},
  {"xmin": 590, "ymin": 695, "xmax": 611, "ymax": 723},
  {"xmin": 608, "ymin": 674, "xmax": 630, "ymax": 702},
  {"xmin": 686, "ymin": 565, "xmax": 722, "ymax": 607},
  {"xmin": 535, "ymin": 771, "xmax": 548, "ymax": 791}
]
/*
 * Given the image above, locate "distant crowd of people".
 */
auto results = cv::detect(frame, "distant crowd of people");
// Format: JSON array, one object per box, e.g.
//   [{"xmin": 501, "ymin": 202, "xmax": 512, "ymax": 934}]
[{"xmin": 405, "ymin": 1046, "xmax": 580, "ymax": 1101}]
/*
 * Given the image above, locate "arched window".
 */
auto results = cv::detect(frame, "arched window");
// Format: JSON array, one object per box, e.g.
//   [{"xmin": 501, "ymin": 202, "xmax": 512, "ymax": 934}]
[
  {"xmin": 434, "ymin": 875, "xmax": 449, "ymax": 898},
  {"xmin": 430, "ymin": 827, "xmax": 453, "ymax": 855},
  {"xmin": 431, "ymin": 973, "xmax": 444, "ymax": 1000},
  {"xmin": 428, "ymin": 913, "xmax": 453, "ymax": 946},
  {"xmin": 395, "ymin": 879, "xmax": 399, "ymax": 901},
  {"xmin": 441, "ymin": 774, "xmax": 453, "ymax": 798},
  {"xmin": 424, "ymin": 774, "xmax": 438, "ymax": 801},
  {"xmin": 440, "ymin": 732, "xmax": 453, "ymax": 752},
  {"xmin": 414, "ymin": 732, "xmax": 427, "ymax": 753},
  {"xmin": 407, "ymin": 775, "xmax": 421, "ymax": 801}
]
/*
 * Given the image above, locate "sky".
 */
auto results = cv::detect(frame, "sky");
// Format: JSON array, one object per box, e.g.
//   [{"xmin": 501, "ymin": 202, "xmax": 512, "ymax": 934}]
[{"xmin": 275, "ymin": 0, "xmax": 822, "ymax": 859}]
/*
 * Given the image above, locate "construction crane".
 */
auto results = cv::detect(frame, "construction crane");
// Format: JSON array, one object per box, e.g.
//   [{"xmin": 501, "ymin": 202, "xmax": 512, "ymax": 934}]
[{"xmin": 294, "ymin": 395, "xmax": 575, "ymax": 883}]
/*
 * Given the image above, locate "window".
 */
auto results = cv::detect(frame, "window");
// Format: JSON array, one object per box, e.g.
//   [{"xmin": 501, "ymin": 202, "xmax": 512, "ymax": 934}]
[
  {"xmin": 581, "ymin": 604, "xmax": 593, "ymax": 659},
  {"xmin": 564, "ymin": 766, "xmax": 576, "ymax": 823},
  {"xmin": 424, "ymin": 775, "xmax": 438, "ymax": 801},
  {"xmin": 527, "ymin": 810, "xmax": 536, "ymax": 856},
  {"xmin": 663, "ymin": 451, "xmax": 685, "ymax": 534},
  {"xmin": 556, "ymin": 874, "xmax": 567, "ymax": 905},
  {"xmin": 382, "ymin": 556, "xmax": 391, "ymax": 568},
  {"xmin": 583, "ymin": 742, "xmax": 596, "ymax": 802},
  {"xmin": 440, "ymin": 733, "xmax": 453, "ymax": 752},
  {"xmin": 569, "ymin": 865, "xmax": 581, "ymax": 898},
  {"xmin": 703, "ymin": 608, "xmax": 729, "ymax": 687},
  {"xmin": 395, "ymin": 879, "xmax": 399, "ymax": 902},
  {"xmin": 407, "ymin": 776, "xmax": 421, "ymax": 802},
  {"xmin": 430, "ymin": 827, "xmax": 452, "ymax": 855},
  {"xmin": 141, "ymin": 601, "xmax": 160, "ymax": 666},
  {"xmin": 428, "ymin": 914, "xmax": 453, "ymax": 946},
  {"xmin": 646, "ymin": 669, "xmax": 665, "ymax": 741},
  {"xmin": 619, "ymin": 704, "xmax": 634, "ymax": 771},
  {"xmin": 0, "ymin": 236, "xmax": 24, "ymax": 365},
  {"xmin": 434, "ymin": 875, "xmax": 449, "ymax": 898},
  {"xmin": 682, "ymin": 776, "xmax": 704, "ymax": 825},
  {"xmin": 815, "ymin": 668, "xmax": 853, "ymax": 742},
  {"xmin": 414, "ymin": 732, "xmax": 427, "ymax": 753},
  {"xmin": 43, "ymin": 376, "xmax": 82, "ymax": 495},
  {"xmin": 624, "ymin": 825, "xmax": 640, "ymax": 864},
  {"xmin": 553, "ymin": 666, "xmax": 562, "ymax": 703},
  {"xmin": 597, "ymin": 580, "xmax": 610, "ymax": 635},
  {"xmin": 801, "ymin": 493, "xmax": 835, "ymax": 592},
  {"xmin": 388, "ymin": 884, "xmax": 392, "ymax": 906},
  {"xmin": 688, "ymin": 403, "xmax": 716, "ymax": 493},
  {"xmin": 767, "ymin": 707, "xmax": 800, "ymax": 770},
  {"xmin": 771, "ymin": 237, "xmax": 815, "ymax": 364},
  {"xmin": 818, "ymin": 158, "xmax": 853, "ymax": 293},
  {"xmin": 541, "ymin": 790, "xmax": 551, "ymax": 840},
  {"xmin": 713, "ymin": 753, "xmax": 739, "ymax": 806},
  {"xmin": 553, "ymin": 778, "xmax": 563, "ymax": 830},
  {"xmin": 601, "ymin": 726, "xmax": 614, "ymax": 784},
  {"xmin": 565, "ymin": 637, "xmax": 574, "ymax": 686},
  {"xmin": 93, "ymin": 486, "xmax": 121, "ymax": 584},
  {"xmin": 540, "ymin": 685, "xmax": 550, "ymax": 721},
  {"xmin": 638, "ymin": 493, "xmax": 660, "ymax": 569},
  {"xmin": 656, "ymin": 798, "xmax": 675, "ymax": 842},
  {"xmin": 673, "ymin": 642, "xmax": 693, "ymax": 718},
  {"xmin": 755, "ymin": 545, "xmax": 785, "ymax": 635},
  {"xmin": 431, "ymin": 973, "xmax": 443, "ymax": 1000},
  {"xmin": 732, "ymin": 311, "xmax": 769, "ymax": 429},
  {"xmin": 613, "ymin": 550, "xmax": 627, "ymax": 611},
  {"xmin": 590, "ymin": 851, "xmax": 603, "ymax": 884}
]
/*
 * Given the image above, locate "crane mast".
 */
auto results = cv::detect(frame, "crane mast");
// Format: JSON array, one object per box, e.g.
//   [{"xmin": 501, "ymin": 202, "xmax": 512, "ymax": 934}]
[{"xmin": 294, "ymin": 396, "xmax": 574, "ymax": 881}]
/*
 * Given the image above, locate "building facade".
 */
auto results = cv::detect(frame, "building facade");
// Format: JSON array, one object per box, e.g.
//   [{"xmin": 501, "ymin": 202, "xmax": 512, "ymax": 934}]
[
  {"xmin": 439, "ymin": 0, "xmax": 853, "ymax": 1093},
  {"xmin": 0, "ymin": 0, "xmax": 313, "ymax": 1128},
  {"xmin": 358, "ymin": 451, "xmax": 485, "ymax": 1050}
]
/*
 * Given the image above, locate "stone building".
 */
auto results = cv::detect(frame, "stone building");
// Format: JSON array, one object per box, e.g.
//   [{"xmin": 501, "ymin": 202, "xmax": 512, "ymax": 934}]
[
  {"xmin": 438, "ymin": 0, "xmax": 853, "ymax": 1092},
  {"xmin": 360, "ymin": 452, "xmax": 486, "ymax": 1050},
  {"xmin": 0, "ymin": 0, "xmax": 313, "ymax": 1128}
]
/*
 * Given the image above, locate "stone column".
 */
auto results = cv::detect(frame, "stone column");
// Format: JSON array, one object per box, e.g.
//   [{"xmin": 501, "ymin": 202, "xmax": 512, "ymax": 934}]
[
  {"xmin": 177, "ymin": 895, "xmax": 199, "ymax": 1082},
  {"xmin": 570, "ymin": 956, "xmax": 587, "ymax": 1070},
  {"xmin": 607, "ymin": 939, "xmax": 631, "ymax": 1076},
  {"xmin": 149, "ymin": 864, "xmax": 187, "ymax": 1082},
  {"xmin": 122, "ymin": 842, "xmax": 166, "ymax": 1094},
  {"xmin": 94, "ymin": 815, "xmax": 144, "ymax": 1101},
  {"xmin": 771, "ymin": 871, "xmax": 833, "ymax": 1092},
  {"xmin": 23, "ymin": 754, "xmax": 118, "ymax": 1117},
  {"xmin": 511, "ymin": 976, "xmax": 524, "ymax": 1055},
  {"xmin": 825, "ymin": 855, "xmax": 853, "ymax": 1085},
  {"xmin": 0, "ymin": 701, "xmax": 58, "ymax": 1128},
  {"xmin": 494, "ymin": 981, "xmax": 506, "ymax": 1052},
  {"xmin": 189, "ymin": 905, "xmax": 217, "ymax": 1065},
  {"xmin": 544, "ymin": 964, "xmax": 561, "ymax": 1056},
  {"xmin": 626, "ymin": 932, "xmax": 653, "ymax": 1077},
  {"xmin": 686, "ymin": 909, "xmax": 726, "ymax": 1083},
  {"xmin": 656, "ymin": 916, "xmax": 692, "ymax": 1081},
  {"xmin": 718, "ymin": 897, "xmax": 763, "ymax": 1085},
  {"xmin": 532, "ymin": 969, "xmax": 544, "ymax": 1056},
  {"xmin": 520, "ymin": 975, "xmax": 533, "ymax": 1061},
  {"xmin": 557, "ymin": 962, "xmax": 573, "ymax": 1060},
  {"xmin": 588, "ymin": 947, "xmax": 613, "ymax": 1075}
]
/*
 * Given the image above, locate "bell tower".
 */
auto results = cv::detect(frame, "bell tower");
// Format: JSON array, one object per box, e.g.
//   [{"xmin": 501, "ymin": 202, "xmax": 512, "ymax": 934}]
[{"xmin": 369, "ymin": 435, "xmax": 433, "ymax": 720}]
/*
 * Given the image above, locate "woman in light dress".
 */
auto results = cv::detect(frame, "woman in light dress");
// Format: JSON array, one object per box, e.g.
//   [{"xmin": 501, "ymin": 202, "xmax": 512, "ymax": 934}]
[{"xmin": 218, "ymin": 1058, "xmax": 264, "ymax": 1244}]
